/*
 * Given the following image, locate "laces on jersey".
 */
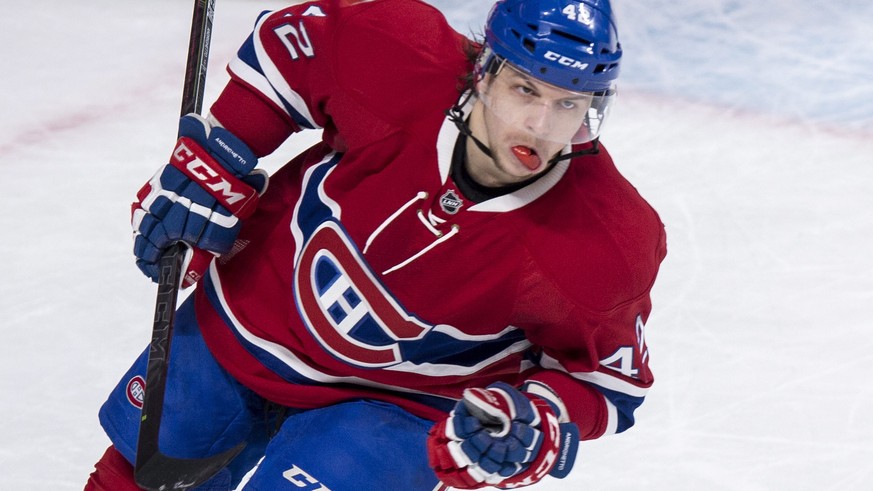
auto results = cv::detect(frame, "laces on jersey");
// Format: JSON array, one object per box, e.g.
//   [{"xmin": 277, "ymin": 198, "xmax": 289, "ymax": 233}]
[{"xmin": 363, "ymin": 192, "xmax": 460, "ymax": 275}]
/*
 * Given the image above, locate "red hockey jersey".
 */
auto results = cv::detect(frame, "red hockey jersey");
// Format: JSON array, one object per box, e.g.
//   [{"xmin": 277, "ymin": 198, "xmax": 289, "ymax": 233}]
[{"xmin": 196, "ymin": 0, "xmax": 666, "ymax": 441}]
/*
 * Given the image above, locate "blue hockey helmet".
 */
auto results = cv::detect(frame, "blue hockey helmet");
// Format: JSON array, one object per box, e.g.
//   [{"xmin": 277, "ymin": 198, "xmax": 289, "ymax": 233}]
[{"xmin": 484, "ymin": 0, "xmax": 621, "ymax": 92}]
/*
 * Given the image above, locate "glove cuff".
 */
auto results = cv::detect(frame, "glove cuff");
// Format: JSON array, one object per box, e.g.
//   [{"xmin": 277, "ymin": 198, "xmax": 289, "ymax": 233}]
[
  {"xmin": 549, "ymin": 420, "xmax": 580, "ymax": 479},
  {"xmin": 524, "ymin": 399, "xmax": 579, "ymax": 482},
  {"xmin": 178, "ymin": 113, "xmax": 259, "ymax": 176}
]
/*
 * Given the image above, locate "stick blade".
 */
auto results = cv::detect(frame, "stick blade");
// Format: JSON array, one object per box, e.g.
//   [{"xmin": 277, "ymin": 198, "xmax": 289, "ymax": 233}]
[{"xmin": 134, "ymin": 443, "xmax": 246, "ymax": 491}]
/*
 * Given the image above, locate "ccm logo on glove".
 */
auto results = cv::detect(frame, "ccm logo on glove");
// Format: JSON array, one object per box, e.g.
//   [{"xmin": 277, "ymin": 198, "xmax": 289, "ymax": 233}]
[{"xmin": 170, "ymin": 138, "xmax": 258, "ymax": 216}]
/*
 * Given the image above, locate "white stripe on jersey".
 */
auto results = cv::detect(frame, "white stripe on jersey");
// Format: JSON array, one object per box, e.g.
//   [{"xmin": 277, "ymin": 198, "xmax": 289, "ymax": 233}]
[
  {"xmin": 603, "ymin": 397, "xmax": 619, "ymax": 436},
  {"xmin": 539, "ymin": 352, "xmax": 650, "ymax": 398},
  {"xmin": 385, "ymin": 338, "xmax": 531, "ymax": 377},
  {"xmin": 228, "ymin": 13, "xmax": 320, "ymax": 129},
  {"xmin": 289, "ymin": 152, "xmax": 343, "ymax": 265}
]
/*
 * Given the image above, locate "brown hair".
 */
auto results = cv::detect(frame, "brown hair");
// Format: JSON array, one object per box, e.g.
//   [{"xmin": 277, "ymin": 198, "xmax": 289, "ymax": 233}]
[{"xmin": 458, "ymin": 37, "xmax": 484, "ymax": 94}]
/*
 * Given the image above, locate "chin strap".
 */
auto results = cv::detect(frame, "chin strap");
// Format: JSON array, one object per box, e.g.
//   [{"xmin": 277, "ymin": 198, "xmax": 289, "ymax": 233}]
[
  {"xmin": 547, "ymin": 137, "xmax": 601, "ymax": 164},
  {"xmin": 446, "ymin": 94, "xmax": 495, "ymax": 160}
]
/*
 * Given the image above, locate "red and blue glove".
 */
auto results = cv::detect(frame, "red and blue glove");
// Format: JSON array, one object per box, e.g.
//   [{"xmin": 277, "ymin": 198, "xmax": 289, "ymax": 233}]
[
  {"xmin": 131, "ymin": 114, "xmax": 268, "ymax": 287},
  {"xmin": 427, "ymin": 382, "xmax": 579, "ymax": 489}
]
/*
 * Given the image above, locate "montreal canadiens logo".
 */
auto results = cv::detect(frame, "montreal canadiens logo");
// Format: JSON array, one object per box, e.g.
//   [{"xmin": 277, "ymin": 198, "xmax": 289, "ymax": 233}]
[
  {"xmin": 126, "ymin": 375, "xmax": 146, "ymax": 408},
  {"xmin": 294, "ymin": 221, "xmax": 431, "ymax": 368}
]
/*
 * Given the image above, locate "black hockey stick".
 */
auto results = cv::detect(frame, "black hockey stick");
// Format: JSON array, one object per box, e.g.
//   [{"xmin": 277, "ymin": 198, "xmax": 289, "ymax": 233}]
[{"xmin": 134, "ymin": 1, "xmax": 245, "ymax": 489}]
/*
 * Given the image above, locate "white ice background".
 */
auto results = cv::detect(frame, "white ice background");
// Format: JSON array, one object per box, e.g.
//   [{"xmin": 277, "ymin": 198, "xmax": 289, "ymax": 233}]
[{"xmin": 1, "ymin": 0, "xmax": 872, "ymax": 489}]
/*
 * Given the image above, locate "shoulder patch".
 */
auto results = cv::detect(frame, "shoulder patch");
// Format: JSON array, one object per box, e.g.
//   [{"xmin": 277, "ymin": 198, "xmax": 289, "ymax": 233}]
[{"xmin": 125, "ymin": 375, "xmax": 146, "ymax": 409}]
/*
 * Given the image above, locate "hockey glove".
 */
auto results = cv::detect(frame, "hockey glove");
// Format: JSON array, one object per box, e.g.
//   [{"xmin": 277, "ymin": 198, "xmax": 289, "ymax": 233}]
[
  {"xmin": 132, "ymin": 114, "xmax": 268, "ymax": 287},
  {"xmin": 427, "ymin": 382, "xmax": 579, "ymax": 489}
]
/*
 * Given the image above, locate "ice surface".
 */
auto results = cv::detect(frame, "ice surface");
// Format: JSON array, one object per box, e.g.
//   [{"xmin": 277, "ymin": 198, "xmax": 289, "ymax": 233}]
[{"xmin": 1, "ymin": 0, "xmax": 871, "ymax": 489}]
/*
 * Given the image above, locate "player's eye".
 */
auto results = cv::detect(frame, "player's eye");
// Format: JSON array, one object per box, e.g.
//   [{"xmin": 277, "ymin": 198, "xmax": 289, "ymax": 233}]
[{"xmin": 514, "ymin": 84, "xmax": 536, "ymax": 97}]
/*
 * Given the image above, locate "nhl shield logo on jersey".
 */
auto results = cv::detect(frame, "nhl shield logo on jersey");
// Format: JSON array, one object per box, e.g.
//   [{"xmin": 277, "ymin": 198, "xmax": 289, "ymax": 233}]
[
  {"xmin": 439, "ymin": 190, "xmax": 463, "ymax": 214},
  {"xmin": 125, "ymin": 375, "xmax": 146, "ymax": 408}
]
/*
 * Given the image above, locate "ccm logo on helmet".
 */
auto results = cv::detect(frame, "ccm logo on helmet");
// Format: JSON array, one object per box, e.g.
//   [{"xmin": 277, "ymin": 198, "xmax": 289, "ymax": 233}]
[{"xmin": 544, "ymin": 51, "xmax": 589, "ymax": 71}]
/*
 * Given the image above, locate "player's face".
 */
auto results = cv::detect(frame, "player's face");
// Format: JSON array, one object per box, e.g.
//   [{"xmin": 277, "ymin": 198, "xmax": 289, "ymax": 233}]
[{"xmin": 468, "ymin": 65, "xmax": 595, "ymax": 186}]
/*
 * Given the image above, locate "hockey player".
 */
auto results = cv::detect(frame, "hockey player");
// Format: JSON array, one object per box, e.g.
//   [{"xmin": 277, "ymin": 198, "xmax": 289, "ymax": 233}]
[{"xmin": 85, "ymin": 0, "xmax": 666, "ymax": 489}]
